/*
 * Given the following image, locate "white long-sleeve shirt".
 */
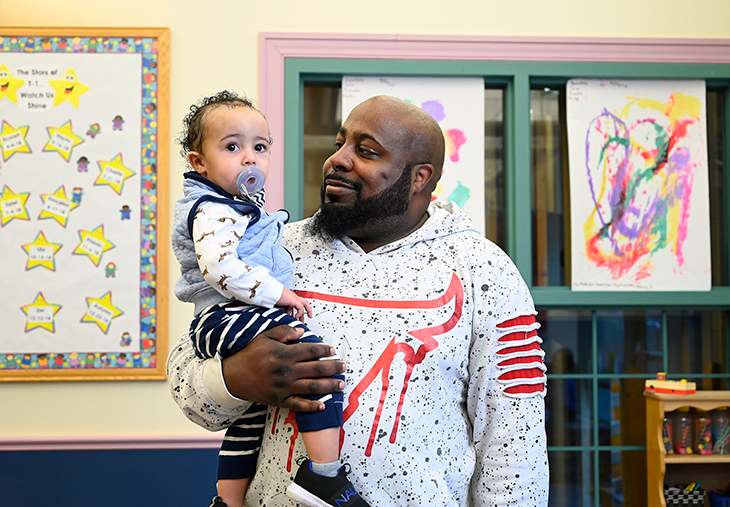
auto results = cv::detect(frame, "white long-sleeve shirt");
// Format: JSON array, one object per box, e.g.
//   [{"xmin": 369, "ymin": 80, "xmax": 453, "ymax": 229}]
[{"xmin": 192, "ymin": 199, "xmax": 283, "ymax": 308}]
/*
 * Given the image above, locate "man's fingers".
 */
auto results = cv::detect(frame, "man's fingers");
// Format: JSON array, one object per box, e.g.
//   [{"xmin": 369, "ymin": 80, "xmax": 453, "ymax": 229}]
[
  {"xmin": 261, "ymin": 324, "xmax": 304, "ymax": 343},
  {"xmin": 281, "ymin": 396, "xmax": 325, "ymax": 413},
  {"xmin": 280, "ymin": 377, "xmax": 345, "ymax": 413},
  {"xmin": 283, "ymin": 341, "xmax": 339, "ymax": 363},
  {"xmin": 221, "ymin": 326, "xmax": 345, "ymax": 408},
  {"xmin": 290, "ymin": 377, "xmax": 345, "ymax": 396}
]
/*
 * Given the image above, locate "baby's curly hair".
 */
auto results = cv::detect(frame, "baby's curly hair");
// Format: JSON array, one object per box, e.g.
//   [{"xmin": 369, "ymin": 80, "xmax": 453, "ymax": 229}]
[{"xmin": 177, "ymin": 90, "xmax": 269, "ymax": 167}]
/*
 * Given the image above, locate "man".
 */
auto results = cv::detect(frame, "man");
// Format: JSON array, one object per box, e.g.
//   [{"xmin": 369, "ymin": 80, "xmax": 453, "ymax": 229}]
[{"xmin": 168, "ymin": 95, "xmax": 549, "ymax": 506}]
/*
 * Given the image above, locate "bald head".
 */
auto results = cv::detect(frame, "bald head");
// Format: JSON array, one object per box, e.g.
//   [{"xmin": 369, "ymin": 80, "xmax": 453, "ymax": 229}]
[{"xmin": 353, "ymin": 95, "xmax": 445, "ymax": 192}]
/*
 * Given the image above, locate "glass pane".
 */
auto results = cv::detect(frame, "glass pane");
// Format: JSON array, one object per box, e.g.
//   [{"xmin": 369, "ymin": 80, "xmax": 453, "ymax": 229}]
[
  {"xmin": 597, "ymin": 378, "xmax": 647, "ymax": 447},
  {"xmin": 303, "ymin": 84, "xmax": 506, "ymax": 245},
  {"xmin": 707, "ymin": 89, "xmax": 727, "ymax": 286},
  {"xmin": 546, "ymin": 379, "xmax": 593, "ymax": 447},
  {"xmin": 484, "ymin": 88, "xmax": 505, "ymax": 248},
  {"xmin": 548, "ymin": 450, "xmax": 594, "ymax": 507},
  {"xmin": 667, "ymin": 310, "xmax": 729, "ymax": 387},
  {"xmin": 596, "ymin": 310, "xmax": 663, "ymax": 374},
  {"xmin": 303, "ymin": 84, "xmax": 341, "ymax": 218},
  {"xmin": 598, "ymin": 450, "xmax": 646, "ymax": 507},
  {"xmin": 539, "ymin": 309, "xmax": 593, "ymax": 374},
  {"xmin": 531, "ymin": 87, "xmax": 568, "ymax": 287}
]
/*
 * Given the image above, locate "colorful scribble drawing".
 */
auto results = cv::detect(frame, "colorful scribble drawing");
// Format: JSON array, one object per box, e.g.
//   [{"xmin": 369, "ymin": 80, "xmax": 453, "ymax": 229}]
[
  {"xmin": 419, "ymin": 99, "xmax": 468, "ymax": 163},
  {"xmin": 444, "ymin": 128, "xmax": 467, "ymax": 162},
  {"xmin": 341, "ymin": 76, "xmax": 485, "ymax": 232},
  {"xmin": 418, "ymin": 100, "xmax": 468, "ymax": 195},
  {"xmin": 582, "ymin": 92, "xmax": 702, "ymax": 282}
]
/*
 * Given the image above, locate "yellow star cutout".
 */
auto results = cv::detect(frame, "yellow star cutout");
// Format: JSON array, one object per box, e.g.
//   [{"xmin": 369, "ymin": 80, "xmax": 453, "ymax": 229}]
[
  {"xmin": 81, "ymin": 291, "xmax": 123, "ymax": 334},
  {"xmin": 0, "ymin": 64, "xmax": 25, "ymax": 103},
  {"xmin": 21, "ymin": 292, "xmax": 62, "ymax": 333},
  {"xmin": 1, "ymin": 120, "xmax": 32, "ymax": 162},
  {"xmin": 0, "ymin": 184, "xmax": 30, "ymax": 226},
  {"xmin": 73, "ymin": 224, "xmax": 115, "ymax": 266},
  {"xmin": 22, "ymin": 231, "xmax": 63, "ymax": 271},
  {"xmin": 38, "ymin": 186, "xmax": 79, "ymax": 227},
  {"xmin": 43, "ymin": 120, "xmax": 84, "ymax": 162},
  {"xmin": 95, "ymin": 153, "xmax": 136, "ymax": 195},
  {"xmin": 48, "ymin": 68, "xmax": 90, "ymax": 108}
]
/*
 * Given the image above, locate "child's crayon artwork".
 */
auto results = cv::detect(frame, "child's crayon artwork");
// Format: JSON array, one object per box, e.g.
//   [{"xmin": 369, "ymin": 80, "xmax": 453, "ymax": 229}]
[
  {"xmin": 0, "ymin": 29, "xmax": 168, "ymax": 380},
  {"xmin": 567, "ymin": 79, "xmax": 711, "ymax": 291}
]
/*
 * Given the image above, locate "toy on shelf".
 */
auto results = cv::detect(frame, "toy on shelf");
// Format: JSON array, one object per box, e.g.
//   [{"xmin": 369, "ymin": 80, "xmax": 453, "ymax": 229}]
[
  {"xmin": 645, "ymin": 372, "xmax": 697, "ymax": 395},
  {"xmin": 695, "ymin": 409, "xmax": 714, "ymax": 455},
  {"xmin": 674, "ymin": 407, "xmax": 694, "ymax": 454},
  {"xmin": 713, "ymin": 408, "xmax": 730, "ymax": 455},
  {"xmin": 663, "ymin": 415, "xmax": 674, "ymax": 455}
]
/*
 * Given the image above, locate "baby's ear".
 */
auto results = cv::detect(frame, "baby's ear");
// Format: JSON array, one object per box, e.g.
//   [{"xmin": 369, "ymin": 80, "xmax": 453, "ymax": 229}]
[{"xmin": 187, "ymin": 151, "xmax": 205, "ymax": 174}]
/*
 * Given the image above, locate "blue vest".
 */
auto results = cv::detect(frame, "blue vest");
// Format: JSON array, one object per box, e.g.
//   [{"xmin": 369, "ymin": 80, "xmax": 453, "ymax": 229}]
[{"xmin": 172, "ymin": 173, "xmax": 292, "ymax": 314}]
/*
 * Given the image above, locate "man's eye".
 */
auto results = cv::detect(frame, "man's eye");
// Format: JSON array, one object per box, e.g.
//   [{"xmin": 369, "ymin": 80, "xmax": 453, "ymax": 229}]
[{"xmin": 333, "ymin": 142, "xmax": 343, "ymax": 151}]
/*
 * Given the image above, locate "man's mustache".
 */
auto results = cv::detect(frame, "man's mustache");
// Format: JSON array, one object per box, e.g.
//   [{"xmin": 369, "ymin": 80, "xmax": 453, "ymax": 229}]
[{"xmin": 322, "ymin": 172, "xmax": 362, "ymax": 191}]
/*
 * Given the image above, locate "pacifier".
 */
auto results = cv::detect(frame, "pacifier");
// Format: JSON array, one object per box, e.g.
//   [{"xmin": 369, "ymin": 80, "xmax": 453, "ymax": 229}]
[{"xmin": 236, "ymin": 167, "xmax": 265, "ymax": 197}]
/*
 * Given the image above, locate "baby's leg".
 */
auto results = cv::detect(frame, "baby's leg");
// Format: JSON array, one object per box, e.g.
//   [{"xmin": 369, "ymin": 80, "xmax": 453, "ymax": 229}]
[
  {"xmin": 301, "ymin": 426, "xmax": 340, "ymax": 465},
  {"xmin": 216, "ymin": 478, "xmax": 249, "ymax": 507},
  {"xmin": 280, "ymin": 317, "xmax": 370, "ymax": 506},
  {"xmin": 290, "ymin": 322, "xmax": 344, "ymax": 474},
  {"xmin": 216, "ymin": 405, "xmax": 267, "ymax": 507}
]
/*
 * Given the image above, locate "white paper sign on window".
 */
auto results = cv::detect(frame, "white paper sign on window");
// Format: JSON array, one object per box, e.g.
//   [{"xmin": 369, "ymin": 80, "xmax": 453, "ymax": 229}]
[{"xmin": 342, "ymin": 76, "xmax": 486, "ymax": 235}]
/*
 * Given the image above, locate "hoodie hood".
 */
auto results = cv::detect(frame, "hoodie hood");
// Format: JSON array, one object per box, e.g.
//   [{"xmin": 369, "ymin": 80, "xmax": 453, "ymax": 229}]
[{"xmin": 291, "ymin": 200, "xmax": 481, "ymax": 256}]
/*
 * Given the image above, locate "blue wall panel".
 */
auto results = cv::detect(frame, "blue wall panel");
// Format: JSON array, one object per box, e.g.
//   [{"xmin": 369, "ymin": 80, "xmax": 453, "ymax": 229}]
[{"xmin": 0, "ymin": 448, "xmax": 219, "ymax": 506}]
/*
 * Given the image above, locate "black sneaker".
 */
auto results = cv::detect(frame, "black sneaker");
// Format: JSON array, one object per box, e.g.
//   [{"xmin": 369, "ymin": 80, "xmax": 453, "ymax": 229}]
[
  {"xmin": 286, "ymin": 458, "xmax": 371, "ymax": 507},
  {"xmin": 208, "ymin": 496, "xmax": 227, "ymax": 507}
]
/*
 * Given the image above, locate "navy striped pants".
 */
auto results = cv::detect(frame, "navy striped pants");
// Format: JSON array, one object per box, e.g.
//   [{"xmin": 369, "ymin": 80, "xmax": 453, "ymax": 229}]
[{"xmin": 189, "ymin": 302, "xmax": 344, "ymax": 480}]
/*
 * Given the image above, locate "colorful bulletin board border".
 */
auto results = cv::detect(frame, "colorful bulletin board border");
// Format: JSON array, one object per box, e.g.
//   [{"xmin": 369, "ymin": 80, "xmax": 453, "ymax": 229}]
[{"xmin": 0, "ymin": 28, "xmax": 169, "ymax": 381}]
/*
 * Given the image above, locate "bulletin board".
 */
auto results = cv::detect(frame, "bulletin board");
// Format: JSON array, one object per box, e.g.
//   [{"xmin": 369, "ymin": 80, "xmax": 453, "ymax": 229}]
[{"xmin": 0, "ymin": 28, "xmax": 169, "ymax": 381}]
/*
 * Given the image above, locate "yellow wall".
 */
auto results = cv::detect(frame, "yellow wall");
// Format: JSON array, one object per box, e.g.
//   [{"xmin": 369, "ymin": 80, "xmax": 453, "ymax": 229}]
[{"xmin": 3, "ymin": 0, "xmax": 730, "ymax": 439}]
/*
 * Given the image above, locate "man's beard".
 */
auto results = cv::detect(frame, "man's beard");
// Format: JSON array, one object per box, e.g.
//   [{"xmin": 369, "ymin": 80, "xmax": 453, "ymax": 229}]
[{"xmin": 306, "ymin": 164, "xmax": 413, "ymax": 242}]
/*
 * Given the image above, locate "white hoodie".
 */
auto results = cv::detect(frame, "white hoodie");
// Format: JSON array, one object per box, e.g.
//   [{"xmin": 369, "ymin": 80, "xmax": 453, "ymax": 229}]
[{"xmin": 167, "ymin": 201, "xmax": 549, "ymax": 506}]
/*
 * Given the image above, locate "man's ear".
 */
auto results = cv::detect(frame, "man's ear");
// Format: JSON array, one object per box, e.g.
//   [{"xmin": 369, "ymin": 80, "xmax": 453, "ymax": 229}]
[
  {"xmin": 412, "ymin": 163, "xmax": 435, "ymax": 194},
  {"xmin": 187, "ymin": 151, "xmax": 205, "ymax": 175}
]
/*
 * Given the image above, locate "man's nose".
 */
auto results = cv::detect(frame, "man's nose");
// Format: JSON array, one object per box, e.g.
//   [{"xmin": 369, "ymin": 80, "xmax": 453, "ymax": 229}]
[{"xmin": 325, "ymin": 145, "xmax": 353, "ymax": 172}]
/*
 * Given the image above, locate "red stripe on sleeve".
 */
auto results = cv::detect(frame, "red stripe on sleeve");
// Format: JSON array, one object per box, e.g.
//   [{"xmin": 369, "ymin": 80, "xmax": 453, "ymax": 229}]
[
  {"xmin": 497, "ymin": 314, "xmax": 536, "ymax": 329},
  {"xmin": 498, "ymin": 368, "xmax": 545, "ymax": 381},
  {"xmin": 504, "ymin": 383, "xmax": 545, "ymax": 395},
  {"xmin": 496, "ymin": 342, "xmax": 542, "ymax": 356},
  {"xmin": 498, "ymin": 355, "xmax": 544, "ymax": 367},
  {"xmin": 498, "ymin": 329, "xmax": 538, "ymax": 342}
]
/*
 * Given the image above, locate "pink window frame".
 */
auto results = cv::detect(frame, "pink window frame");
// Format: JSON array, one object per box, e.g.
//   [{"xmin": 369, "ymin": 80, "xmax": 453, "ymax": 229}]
[{"xmin": 258, "ymin": 32, "xmax": 730, "ymax": 211}]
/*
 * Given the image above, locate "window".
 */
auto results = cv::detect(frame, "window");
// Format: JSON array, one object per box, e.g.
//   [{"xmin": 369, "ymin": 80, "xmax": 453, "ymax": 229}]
[{"xmin": 303, "ymin": 85, "xmax": 507, "ymax": 245}]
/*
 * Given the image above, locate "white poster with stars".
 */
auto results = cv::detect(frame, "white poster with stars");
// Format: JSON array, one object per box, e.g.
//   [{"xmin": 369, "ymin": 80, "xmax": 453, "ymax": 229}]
[{"xmin": 0, "ymin": 31, "xmax": 166, "ymax": 379}]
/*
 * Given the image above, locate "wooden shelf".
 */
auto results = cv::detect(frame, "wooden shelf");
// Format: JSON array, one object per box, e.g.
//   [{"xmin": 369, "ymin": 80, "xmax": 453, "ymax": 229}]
[
  {"xmin": 645, "ymin": 390, "xmax": 730, "ymax": 507},
  {"xmin": 665, "ymin": 454, "xmax": 730, "ymax": 464}
]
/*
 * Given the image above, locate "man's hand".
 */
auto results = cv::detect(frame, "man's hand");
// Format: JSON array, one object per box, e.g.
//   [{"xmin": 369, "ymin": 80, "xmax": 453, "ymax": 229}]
[{"xmin": 221, "ymin": 325, "xmax": 345, "ymax": 412}]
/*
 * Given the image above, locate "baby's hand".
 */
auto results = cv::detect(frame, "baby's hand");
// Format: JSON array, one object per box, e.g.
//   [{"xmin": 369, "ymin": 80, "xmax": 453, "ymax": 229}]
[{"xmin": 276, "ymin": 288, "xmax": 313, "ymax": 322}]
